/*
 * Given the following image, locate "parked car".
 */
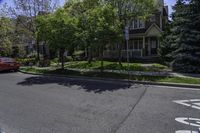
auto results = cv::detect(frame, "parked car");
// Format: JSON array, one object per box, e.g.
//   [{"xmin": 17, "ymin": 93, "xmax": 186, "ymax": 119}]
[{"xmin": 0, "ymin": 57, "xmax": 20, "ymax": 72}]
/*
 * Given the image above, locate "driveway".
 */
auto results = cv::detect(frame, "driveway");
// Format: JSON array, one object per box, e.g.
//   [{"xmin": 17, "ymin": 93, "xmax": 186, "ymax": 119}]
[{"xmin": 0, "ymin": 72, "xmax": 200, "ymax": 133}]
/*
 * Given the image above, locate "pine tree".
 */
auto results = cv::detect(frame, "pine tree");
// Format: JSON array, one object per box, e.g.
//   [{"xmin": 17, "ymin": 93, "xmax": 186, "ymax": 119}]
[
  {"xmin": 159, "ymin": 23, "xmax": 175, "ymax": 65},
  {"xmin": 172, "ymin": 0, "xmax": 200, "ymax": 73},
  {"xmin": 159, "ymin": 0, "xmax": 186, "ymax": 66}
]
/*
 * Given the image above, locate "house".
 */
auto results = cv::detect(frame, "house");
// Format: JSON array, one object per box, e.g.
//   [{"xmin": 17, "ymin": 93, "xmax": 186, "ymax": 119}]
[{"xmin": 103, "ymin": 0, "xmax": 168, "ymax": 60}]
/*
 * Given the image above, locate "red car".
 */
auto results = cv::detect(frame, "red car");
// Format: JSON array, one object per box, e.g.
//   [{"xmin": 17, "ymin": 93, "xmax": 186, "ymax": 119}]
[{"xmin": 0, "ymin": 57, "xmax": 20, "ymax": 72}]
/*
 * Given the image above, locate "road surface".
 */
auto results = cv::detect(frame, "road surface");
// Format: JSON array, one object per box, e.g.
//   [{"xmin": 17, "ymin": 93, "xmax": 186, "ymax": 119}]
[{"xmin": 0, "ymin": 72, "xmax": 200, "ymax": 133}]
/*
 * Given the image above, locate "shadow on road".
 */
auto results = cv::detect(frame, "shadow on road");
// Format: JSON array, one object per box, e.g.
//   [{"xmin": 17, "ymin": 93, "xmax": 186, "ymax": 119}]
[
  {"xmin": 17, "ymin": 75, "xmax": 132, "ymax": 93},
  {"xmin": 0, "ymin": 70, "xmax": 18, "ymax": 74}
]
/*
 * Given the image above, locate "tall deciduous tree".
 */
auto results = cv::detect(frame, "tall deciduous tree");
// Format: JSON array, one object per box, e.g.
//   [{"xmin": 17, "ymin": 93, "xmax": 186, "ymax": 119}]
[
  {"xmin": 0, "ymin": 17, "xmax": 15, "ymax": 56},
  {"xmin": 65, "ymin": 0, "xmax": 102, "ymax": 63},
  {"xmin": 106, "ymin": 0, "xmax": 154, "ymax": 65},
  {"xmin": 37, "ymin": 8, "xmax": 78, "ymax": 70},
  {"xmin": 8, "ymin": 0, "xmax": 58, "ymax": 61},
  {"xmin": 88, "ymin": 3, "xmax": 121, "ymax": 72}
]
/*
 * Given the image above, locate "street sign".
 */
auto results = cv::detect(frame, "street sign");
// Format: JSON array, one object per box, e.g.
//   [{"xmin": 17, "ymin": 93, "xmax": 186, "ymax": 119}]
[{"xmin": 125, "ymin": 26, "xmax": 129, "ymax": 40}]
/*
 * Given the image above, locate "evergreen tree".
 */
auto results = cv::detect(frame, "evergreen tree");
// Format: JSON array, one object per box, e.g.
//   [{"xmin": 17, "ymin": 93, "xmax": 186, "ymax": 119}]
[
  {"xmin": 159, "ymin": 0, "xmax": 186, "ymax": 66},
  {"xmin": 159, "ymin": 23, "xmax": 175, "ymax": 65},
  {"xmin": 172, "ymin": 0, "xmax": 200, "ymax": 73}
]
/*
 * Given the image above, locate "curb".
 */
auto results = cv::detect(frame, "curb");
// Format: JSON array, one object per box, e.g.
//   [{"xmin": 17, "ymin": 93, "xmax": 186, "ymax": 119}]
[{"xmin": 19, "ymin": 70, "xmax": 200, "ymax": 89}]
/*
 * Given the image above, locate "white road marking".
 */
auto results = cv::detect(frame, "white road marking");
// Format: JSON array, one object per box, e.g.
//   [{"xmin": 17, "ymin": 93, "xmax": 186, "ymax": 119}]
[
  {"xmin": 175, "ymin": 117, "xmax": 200, "ymax": 128},
  {"xmin": 155, "ymin": 86, "xmax": 200, "ymax": 91},
  {"xmin": 173, "ymin": 99, "xmax": 200, "ymax": 110},
  {"xmin": 193, "ymin": 103, "xmax": 200, "ymax": 106},
  {"xmin": 176, "ymin": 130, "xmax": 198, "ymax": 133}
]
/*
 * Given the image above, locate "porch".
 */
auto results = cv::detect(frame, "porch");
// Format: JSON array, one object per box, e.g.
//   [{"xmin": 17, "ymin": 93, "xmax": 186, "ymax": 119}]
[{"xmin": 103, "ymin": 36, "xmax": 160, "ymax": 59}]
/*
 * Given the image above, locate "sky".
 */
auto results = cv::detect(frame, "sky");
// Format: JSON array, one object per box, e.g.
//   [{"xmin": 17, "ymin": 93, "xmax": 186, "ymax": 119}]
[
  {"xmin": 1, "ymin": 0, "xmax": 176, "ymax": 16},
  {"xmin": 165, "ymin": 0, "xmax": 176, "ymax": 16}
]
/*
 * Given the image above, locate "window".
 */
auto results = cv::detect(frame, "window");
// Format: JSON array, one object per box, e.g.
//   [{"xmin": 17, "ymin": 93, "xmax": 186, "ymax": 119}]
[
  {"xmin": 133, "ymin": 40, "xmax": 137, "ymax": 49},
  {"xmin": 150, "ymin": 16, "xmax": 156, "ymax": 22},
  {"xmin": 134, "ymin": 19, "xmax": 138, "ymax": 29},
  {"xmin": 129, "ymin": 40, "xmax": 134, "ymax": 49},
  {"xmin": 151, "ymin": 40, "xmax": 157, "ymax": 48},
  {"xmin": 132, "ymin": 39, "xmax": 143, "ymax": 50},
  {"xmin": 132, "ymin": 19, "xmax": 145, "ymax": 29},
  {"xmin": 139, "ymin": 40, "xmax": 143, "ymax": 49},
  {"xmin": 139, "ymin": 20, "xmax": 145, "ymax": 28}
]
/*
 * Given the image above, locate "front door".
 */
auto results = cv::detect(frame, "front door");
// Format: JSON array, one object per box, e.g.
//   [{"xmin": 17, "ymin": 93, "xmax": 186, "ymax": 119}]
[{"xmin": 150, "ymin": 38, "xmax": 158, "ymax": 55}]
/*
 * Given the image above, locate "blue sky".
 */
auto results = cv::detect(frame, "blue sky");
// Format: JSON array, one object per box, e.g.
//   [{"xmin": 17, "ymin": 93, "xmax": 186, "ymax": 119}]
[
  {"xmin": 165, "ymin": 0, "xmax": 176, "ymax": 15},
  {"xmin": 1, "ymin": 0, "xmax": 176, "ymax": 15}
]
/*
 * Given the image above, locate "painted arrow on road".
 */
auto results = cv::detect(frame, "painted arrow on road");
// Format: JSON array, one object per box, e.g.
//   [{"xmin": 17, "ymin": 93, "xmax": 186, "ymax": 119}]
[{"xmin": 173, "ymin": 99, "xmax": 200, "ymax": 110}]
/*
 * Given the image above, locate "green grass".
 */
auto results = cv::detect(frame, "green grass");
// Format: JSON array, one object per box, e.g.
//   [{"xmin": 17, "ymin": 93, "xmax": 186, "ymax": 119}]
[
  {"xmin": 64, "ymin": 61, "xmax": 169, "ymax": 72},
  {"xmin": 21, "ymin": 67, "xmax": 200, "ymax": 85}
]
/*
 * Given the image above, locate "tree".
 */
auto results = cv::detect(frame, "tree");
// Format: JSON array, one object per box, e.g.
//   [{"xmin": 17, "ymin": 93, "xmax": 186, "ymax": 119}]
[
  {"xmin": 88, "ymin": 4, "xmax": 121, "ymax": 72},
  {"xmin": 0, "ymin": 17, "xmax": 15, "ymax": 56},
  {"xmin": 106, "ymin": 0, "xmax": 154, "ymax": 66},
  {"xmin": 159, "ymin": 23, "xmax": 174, "ymax": 65},
  {"xmin": 64, "ymin": 0, "xmax": 102, "ymax": 63},
  {"xmin": 65, "ymin": 0, "xmax": 154, "ymax": 65},
  {"xmin": 171, "ymin": 0, "xmax": 200, "ymax": 73},
  {"xmin": 37, "ymin": 8, "xmax": 78, "ymax": 70},
  {"xmin": 159, "ymin": 0, "xmax": 187, "ymax": 66},
  {"xmin": 8, "ymin": 0, "xmax": 58, "ymax": 61}
]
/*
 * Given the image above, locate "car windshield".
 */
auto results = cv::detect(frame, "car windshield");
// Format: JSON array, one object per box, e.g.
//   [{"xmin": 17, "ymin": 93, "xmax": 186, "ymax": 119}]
[{"xmin": 0, "ymin": 58, "xmax": 15, "ymax": 63}]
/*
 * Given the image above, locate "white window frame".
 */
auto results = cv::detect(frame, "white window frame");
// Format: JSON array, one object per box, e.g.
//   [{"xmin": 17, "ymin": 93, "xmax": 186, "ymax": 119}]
[
  {"xmin": 131, "ymin": 19, "xmax": 145, "ymax": 29},
  {"xmin": 130, "ymin": 39, "xmax": 143, "ymax": 50}
]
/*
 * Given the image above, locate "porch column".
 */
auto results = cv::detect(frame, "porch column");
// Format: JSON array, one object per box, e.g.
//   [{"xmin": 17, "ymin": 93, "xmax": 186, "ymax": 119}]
[
  {"xmin": 142, "ymin": 36, "xmax": 145, "ymax": 57},
  {"xmin": 157, "ymin": 37, "xmax": 160, "ymax": 48},
  {"xmin": 148, "ymin": 38, "xmax": 151, "ymax": 55}
]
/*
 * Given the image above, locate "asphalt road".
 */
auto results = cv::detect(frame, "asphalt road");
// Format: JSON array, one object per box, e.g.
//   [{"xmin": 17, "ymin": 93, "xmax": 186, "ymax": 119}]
[{"xmin": 0, "ymin": 72, "xmax": 200, "ymax": 133}]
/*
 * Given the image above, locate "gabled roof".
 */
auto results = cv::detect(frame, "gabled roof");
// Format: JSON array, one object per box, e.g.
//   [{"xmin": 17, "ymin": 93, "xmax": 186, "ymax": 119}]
[
  {"xmin": 145, "ymin": 23, "xmax": 163, "ymax": 37},
  {"xmin": 129, "ymin": 23, "xmax": 162, "ymax": 37}
]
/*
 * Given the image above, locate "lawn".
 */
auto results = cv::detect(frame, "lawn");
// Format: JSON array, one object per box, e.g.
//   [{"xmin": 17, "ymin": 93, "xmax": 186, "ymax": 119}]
[
  {"xmin": 64, "ymin": 61, "xmax": 169, "ymax": 72},
  {"xmin": 20, "ymin": 67, "xmax": 200, "ymax": 85}
]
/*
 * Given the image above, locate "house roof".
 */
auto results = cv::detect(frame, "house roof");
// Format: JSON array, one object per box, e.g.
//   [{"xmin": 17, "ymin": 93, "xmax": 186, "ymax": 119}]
[
  {"xmin": 145, "ymin": 23, "xmax": 162, "ymax": 37},
  {"xmin": 129, "ymin": 23, "xmax": 162, "ymax": 37}
]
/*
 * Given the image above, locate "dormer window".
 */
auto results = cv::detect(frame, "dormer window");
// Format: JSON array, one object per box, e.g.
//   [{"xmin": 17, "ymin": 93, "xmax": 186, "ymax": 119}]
[{"xmin": 132, "ymin": 19, "xmax": 145, "ymax": 29}]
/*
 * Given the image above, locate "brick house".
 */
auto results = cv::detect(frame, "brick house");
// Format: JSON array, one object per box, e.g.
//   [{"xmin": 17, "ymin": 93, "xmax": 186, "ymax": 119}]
[{"xmin": 103, "ymin": 0, "xmax": 168, "ymax": 60}]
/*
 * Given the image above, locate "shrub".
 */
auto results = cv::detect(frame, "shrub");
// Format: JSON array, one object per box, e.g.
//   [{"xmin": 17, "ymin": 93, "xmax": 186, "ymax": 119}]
[
  {"xmin": 72, "ymin": 50, "xmax": 85, "ymax": 61},
  {"xmin": 64, "ymin": 56, "xmax": 73, "ymax": 62},
  {"xmin": 17, "ymin": 58, "xmax": 36, "ymax": 66}
]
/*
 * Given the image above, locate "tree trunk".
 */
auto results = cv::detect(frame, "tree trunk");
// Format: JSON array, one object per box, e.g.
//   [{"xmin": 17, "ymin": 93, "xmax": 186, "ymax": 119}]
[
  {"xmin": 88, "ymin": 46, "xmax": 92, "ymax": 64},
  {"xmin": 118, "ymin": 42, "xmax": 123, "ymax": 67},
  {"xmin": 100, "ymin": 45, "xmax": 104, "ymax": 73},
  {"xmin": 36, "ymin": 38, "xmax": 40, "ymax": 62},
  {"xmin": 100, "ymin": 56, "xmax": 104, "ymax": 73},
  {"xmin": 60, "ymin": 49, "xmax": 65, "ymax": 70}
]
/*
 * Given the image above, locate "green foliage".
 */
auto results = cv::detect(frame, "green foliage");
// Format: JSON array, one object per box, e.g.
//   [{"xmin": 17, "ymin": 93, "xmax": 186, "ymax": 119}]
[
  {"xmin": 159, "ymin": 23, "xmax": 177, "ymax": 66},
  {"xmin": 171, "ymin": 0, "xmax": 200, "ymax": 73},
  {"xmin": 160, "ymin": 0, "xmax": 200, "ymax": 73},
  {"xmin": 37, "ymin": 9, "xmax": 78, "ymax": 51},
  {"xmin": 17, "ymin": 58, "xmax": 37, "ymax": 66},
  {"xmin": 36, "ymin": 8, "xmax": 79, "ymax": 69},
  {"xmin": 0, "ymin": 17, "xmax": 15, "ymax": 56},
  {"xmin": 65, "ymin": 61, "xmax": 168, "ymax": 72},
  {"xmin": 64, "ymin": 0, "xmax": 154, "ymax": 64},
  {"xmin": 72, "ymin": 50, "xmax": 85, "ymax": 61}
]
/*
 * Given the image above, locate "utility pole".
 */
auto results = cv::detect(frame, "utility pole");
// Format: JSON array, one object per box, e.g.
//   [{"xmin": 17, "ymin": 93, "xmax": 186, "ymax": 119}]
[{"xmin": 125, "ymin": 26, "xmax": 130, "ymax": 84}]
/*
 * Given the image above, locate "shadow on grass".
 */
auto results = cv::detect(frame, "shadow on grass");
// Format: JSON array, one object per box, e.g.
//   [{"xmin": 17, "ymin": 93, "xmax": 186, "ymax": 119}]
[{"xmin": 17, "ymin": 69, "xmax": 133, "ymax": 93}]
